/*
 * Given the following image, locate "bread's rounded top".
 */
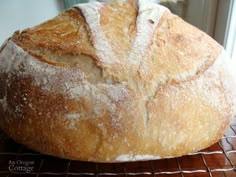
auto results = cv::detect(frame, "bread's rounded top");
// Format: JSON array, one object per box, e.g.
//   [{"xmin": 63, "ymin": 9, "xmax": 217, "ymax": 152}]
[{"xmin": 5, "ymin": 0, "xmax": 222, "ymax": 102}]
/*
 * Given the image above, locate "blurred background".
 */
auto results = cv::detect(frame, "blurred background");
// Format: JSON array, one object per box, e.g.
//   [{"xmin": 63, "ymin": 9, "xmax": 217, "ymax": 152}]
[{"xmin": 0, "ymin": 0, "xmax": 235, "ymax": 59}]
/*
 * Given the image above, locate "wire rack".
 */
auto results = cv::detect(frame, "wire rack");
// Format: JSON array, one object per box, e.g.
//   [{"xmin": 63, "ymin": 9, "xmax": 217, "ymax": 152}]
[{"xmin": 0, "ymin": 118, "xmax": 236, "ymax": 177}]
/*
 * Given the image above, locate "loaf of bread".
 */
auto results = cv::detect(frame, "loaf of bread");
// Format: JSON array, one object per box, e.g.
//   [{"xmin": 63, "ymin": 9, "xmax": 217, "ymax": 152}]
[{"xmin": 0, "ymin": 0, "xmax": 236, "ymax": 162}]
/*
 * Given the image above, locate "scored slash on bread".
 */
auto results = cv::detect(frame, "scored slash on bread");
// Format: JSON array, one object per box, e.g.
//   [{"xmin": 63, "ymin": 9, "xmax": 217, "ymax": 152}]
[{"xmin": 0, "ymin": 0, "xmax": 236, "ymax": 162}]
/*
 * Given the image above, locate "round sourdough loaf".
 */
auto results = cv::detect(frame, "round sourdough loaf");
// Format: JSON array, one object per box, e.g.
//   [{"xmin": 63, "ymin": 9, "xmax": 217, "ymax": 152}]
[{"xmin": 0, "ymin": 0, "xmax": 236, "ymax": 162}]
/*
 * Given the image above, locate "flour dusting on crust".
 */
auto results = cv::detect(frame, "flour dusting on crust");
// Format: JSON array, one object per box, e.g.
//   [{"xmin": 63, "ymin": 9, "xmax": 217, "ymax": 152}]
[
  {"xmin": 128, "ymin": 0, "xmax": 168, "ymax": 65},
  {"xmin": 0, "ymin": 41, "xmax": 130, "ymax": 122},
  {"xmin": 166, "ymin": 49, "xmax": 236, "ymax": 115},
  {"xmin": 74, "ymin": 2, "xmax": 118, "ymax": 64},
  {"xmin": 116, "ymin": 154, "xmax": 161, "ymax": 161}
]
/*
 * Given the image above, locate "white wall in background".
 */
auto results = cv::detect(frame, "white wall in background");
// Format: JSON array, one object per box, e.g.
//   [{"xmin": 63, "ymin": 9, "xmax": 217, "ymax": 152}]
[
  {"xmin": 226, "ymin": 0, "xmax": 236, "ymax": 60},
  {"xmin": 232, "ymin": 39, "xmax": 236, "ymax": 61},
  {"xmin": 0, "ymin": 0, "xmax": 64, "ymax": 45}
]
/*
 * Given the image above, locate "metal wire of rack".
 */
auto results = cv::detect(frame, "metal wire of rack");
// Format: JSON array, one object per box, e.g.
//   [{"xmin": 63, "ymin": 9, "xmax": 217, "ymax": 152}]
[{"xmin": 0, "ymin": 118, "xmax": 236, "ymax": 177}]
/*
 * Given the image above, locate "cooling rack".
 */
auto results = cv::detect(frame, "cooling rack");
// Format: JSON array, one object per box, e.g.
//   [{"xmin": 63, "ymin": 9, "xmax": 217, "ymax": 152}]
[{"xmin": 0, "ymin": 118, "xmax": 236, "ymax": 177}]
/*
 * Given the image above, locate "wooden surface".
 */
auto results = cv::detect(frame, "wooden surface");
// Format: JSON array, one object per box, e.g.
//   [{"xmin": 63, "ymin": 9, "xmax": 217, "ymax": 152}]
[{"xmin": 0, "ymin": 118, "xmax": 236, "ymax": 177}]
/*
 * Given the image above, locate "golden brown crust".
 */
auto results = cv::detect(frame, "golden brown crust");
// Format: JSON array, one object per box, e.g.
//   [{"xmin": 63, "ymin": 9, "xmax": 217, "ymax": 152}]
[
  {"xmin": 100, "ymin": 0, "xmax": 138, "ymax": 59},
  {"xmin": 0, "ymin": 0, "xmax": 235, "ymax": 162},
  {"xmin": 12, "ymin": 8, "xmax": 95, "ymax": 56}
]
